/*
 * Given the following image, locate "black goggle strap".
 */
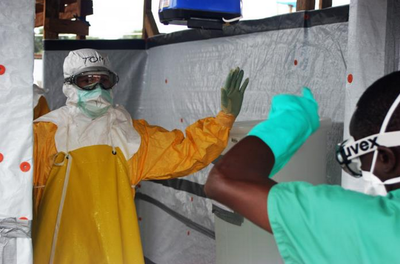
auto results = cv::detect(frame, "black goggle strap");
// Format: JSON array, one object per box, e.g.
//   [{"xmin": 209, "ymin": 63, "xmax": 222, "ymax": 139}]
[
  {"xmin": 344, "ymin": 158, "xmax": 362, "ymax": 177},
  {"xmin": 336, "ymin": 139, "xmax": 362, "ymax": 176},
  {"xmin": 64, "ymin": 76, "xmax": 73, "ymax": 85}
]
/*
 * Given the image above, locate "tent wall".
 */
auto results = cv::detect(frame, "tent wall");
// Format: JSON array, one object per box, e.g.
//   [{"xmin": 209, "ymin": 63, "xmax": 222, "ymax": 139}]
[
  {"xmin": 42, "ymin": 6, "xmax": 349, "ymax": 264},
  {"xmin": 0, "ymin": 0, "xmax": 34, "ymax": 262}
]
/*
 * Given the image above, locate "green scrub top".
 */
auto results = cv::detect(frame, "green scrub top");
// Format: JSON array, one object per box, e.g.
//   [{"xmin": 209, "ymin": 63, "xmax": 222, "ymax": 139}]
[{"xmin": 268, "ymin": 182, "xmax": 400, "ymax": 264}]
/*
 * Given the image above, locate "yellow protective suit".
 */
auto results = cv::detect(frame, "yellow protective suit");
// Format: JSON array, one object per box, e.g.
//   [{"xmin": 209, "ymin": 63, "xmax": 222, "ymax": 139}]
[{"xmin": 33, "ymin": 111, "xmax": 234, "ymax": 263}]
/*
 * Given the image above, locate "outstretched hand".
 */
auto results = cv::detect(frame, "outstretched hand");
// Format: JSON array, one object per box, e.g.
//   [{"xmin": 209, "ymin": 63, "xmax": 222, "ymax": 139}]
[{"xmin": 221, "ymin": 67, "xmax": 249, "ymax": 117}]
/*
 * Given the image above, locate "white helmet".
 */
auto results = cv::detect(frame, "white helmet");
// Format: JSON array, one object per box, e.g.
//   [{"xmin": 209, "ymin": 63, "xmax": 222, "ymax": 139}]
[{"xmin": 63, "ymin": 48, "xmax": 113, "ymax": 78}]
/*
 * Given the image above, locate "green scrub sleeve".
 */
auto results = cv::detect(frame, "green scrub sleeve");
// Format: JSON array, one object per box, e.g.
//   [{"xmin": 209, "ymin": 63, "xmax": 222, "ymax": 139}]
[{"xmin": 267, "ymin": 182, "xmax": 400, "ymax": 264}]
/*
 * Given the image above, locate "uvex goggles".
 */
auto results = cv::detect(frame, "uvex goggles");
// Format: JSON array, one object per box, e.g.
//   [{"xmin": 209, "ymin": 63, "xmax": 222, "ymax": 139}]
[
  {"xmin": 64, "ymin": 69, "xmax": 119, "ymax": 90},
  {"xmin": 336, "ymin": 131, "xmax": 400, "ymax": 177}
]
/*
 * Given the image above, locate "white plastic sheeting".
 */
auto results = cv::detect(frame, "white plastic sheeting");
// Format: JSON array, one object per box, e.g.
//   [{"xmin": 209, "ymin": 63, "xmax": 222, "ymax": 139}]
[
  {"xmin": 342, "ymin": 0, "xmax": 400, "ymax": 192},
  {"xmin": 0, "ymin": 0, "xmax": 34, "ymax": 263},
  {"xmin": 42, "ymin": 11, "xmax": 348, "ymax": 264}
]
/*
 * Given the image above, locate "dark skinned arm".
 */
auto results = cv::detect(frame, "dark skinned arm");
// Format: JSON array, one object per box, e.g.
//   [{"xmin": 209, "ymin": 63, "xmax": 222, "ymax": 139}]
[{"xmin": 204, "ymin": 136, "xmax": 277, "ymax": 233}]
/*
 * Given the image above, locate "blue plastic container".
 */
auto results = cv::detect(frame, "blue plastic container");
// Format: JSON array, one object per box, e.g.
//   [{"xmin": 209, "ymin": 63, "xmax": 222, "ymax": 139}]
[
  {"xmin": 161, "ymin": 0, "xmax": 240, "ymax": 14},
  {"xmin": 159, "ymin": 0, "xmax": 242, "ymax": 29}
]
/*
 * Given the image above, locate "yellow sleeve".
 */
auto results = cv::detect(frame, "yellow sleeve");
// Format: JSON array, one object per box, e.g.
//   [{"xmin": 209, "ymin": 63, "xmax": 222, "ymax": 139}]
[
  {"xmin": 33, "ymin": 96, "xmax": 51, "ymax": 120},
  {"xmin": 129, "ymin": 111, "xmax": 235, "ymax": 184},
  {"xmin": 33, "ymin": 122, "xmax": 58, "ymax": 216}
]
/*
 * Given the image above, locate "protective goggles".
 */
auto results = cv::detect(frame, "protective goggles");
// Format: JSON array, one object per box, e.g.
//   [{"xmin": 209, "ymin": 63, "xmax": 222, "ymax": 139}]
[
  {"xmin": 335, "ymin": 131, "xmax": 400, "ymax": 177},
  {"xmin": 64, "ymin": 70, "xmax": 119, "ymax": 90}
]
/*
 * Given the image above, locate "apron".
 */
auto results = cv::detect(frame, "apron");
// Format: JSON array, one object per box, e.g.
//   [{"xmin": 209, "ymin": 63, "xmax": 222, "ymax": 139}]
[{"xmin": 32, "ymin": 145, "xmax": 144, "ymax": 264}]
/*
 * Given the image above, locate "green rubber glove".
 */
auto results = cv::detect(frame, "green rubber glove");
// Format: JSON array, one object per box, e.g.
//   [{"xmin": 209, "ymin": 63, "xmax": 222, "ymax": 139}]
[
  {"xmin": 221, "ymin": 67, "xmax": 249, "ymax": 117},
  {"xmin": 247, "ymin": 87, "xmax": 320, "ymax": 177}
]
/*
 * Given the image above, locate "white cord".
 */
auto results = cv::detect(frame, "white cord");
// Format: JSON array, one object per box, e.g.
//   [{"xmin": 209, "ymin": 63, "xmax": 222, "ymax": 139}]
[
  {"xmin": 380, "ymin": 93, "xmax": 400, "ymax": 134},
  {"xmin": 370, "ymin": 93, "xmax": 400, "ymax": 173},
  {"xmin": 222, "ymin": 0, "xmax": 243, "ymax": 23},
  {"xmin": 222, "ymin": 16, "xmax": 243, "ymax": 23}
]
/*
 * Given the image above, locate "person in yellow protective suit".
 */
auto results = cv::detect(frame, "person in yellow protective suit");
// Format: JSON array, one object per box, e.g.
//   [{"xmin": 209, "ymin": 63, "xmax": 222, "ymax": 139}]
[
  {"xmin": 33, "ymin": 84, "xmax": 50, "ymax": 119},
  {"xmin": 32, "ymin": 48, "xmax": 249, "ymax": 263}
]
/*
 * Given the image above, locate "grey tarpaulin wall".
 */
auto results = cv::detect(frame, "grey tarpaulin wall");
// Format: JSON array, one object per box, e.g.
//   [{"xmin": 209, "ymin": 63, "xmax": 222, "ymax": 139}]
[
  {"xmin": 42, "ymin": 6, "xmax": 348, "ymax": 264},
  {"xmin": 342, "ymin": 0, "xmax": 400, "ymax": 192}
]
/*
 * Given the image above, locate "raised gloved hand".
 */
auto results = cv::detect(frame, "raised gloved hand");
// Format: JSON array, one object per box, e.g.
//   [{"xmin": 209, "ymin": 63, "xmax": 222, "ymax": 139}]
[
  {"xmin": 221, "ymin": 67, "xmax": 249, "ymax": 117},
  {"xmin": 247, "ymin": 87, "xmax": 320, "ymax": 177}
]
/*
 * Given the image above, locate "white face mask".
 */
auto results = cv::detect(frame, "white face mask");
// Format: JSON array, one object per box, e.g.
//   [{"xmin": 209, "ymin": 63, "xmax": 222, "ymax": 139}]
[
  {"xmin": 360, "ymin": 151, "xmax": 400, "ymax": 196},
  {"xmin": 360, "ymin": 169, "xmax": 389, "ymax": 196},
  {"xmin": 360, "ymin": 169, "xmax": 400, "ymax": 196}
]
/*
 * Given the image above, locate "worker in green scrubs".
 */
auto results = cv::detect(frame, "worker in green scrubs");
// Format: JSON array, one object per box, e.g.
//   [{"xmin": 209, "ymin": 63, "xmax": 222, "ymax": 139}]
[{"xmin": 205, "ymin": 71, "xmax": 400, "ymax": 263}]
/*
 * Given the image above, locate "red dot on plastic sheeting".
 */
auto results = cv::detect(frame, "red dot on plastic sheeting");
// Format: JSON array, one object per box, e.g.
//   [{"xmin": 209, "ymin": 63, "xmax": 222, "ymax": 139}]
[
  {"xmin": 347, "ymin": 74, "xmax": 353, "ymax": 84},
  {"xmin": 137, "ymin": 184, "xmax": 141, "ymax": 188},
  {"xmin": 165, "ymin": 79, "xmax": 168, "ymax": 84},
  {"xmin": 180, "ymin": 118, "xmax": 184, "ymax": 123},
  {"xmin": 294, "ymin": 60, "xmax": 298, "ymax": 66},
  {"xmin": 187, "ymin": 231, "xmax": 190, "ymax": 236},
  {"xmin": 304, "ymin": 14, "xmax": 310, "ymax": 20},
  {"xmin": 190, "ymin": 197, "xmax": 193, "ymax": 202},
  {"xmin": 0, "ymin": 65, "xmax": 5, "ymax": 75},
  {"xmin": 19, "ymin": 217, "xmax": 28, "ymax": 220},
  {"xmin": 20, "ymin": 162, "xmax": 31, "ymax": 172},
  {"xmin": 0, "ymin": 153, "xmax": 3, "ymax": 163},
  {"xmin": 138, "ymin": 217, "xmax": 142, "ymax": 221}
]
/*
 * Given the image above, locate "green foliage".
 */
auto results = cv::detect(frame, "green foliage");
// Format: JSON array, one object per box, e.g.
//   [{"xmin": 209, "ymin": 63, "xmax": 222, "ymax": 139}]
[
  {"xmin": 34, "ymin": 35, "xmax": 43, "ymax": 54},
  {"xmin": 34, "ymin": 27, "xmax": 44, "ymax": 54},
  {"xmin": 122, "ymin": 30, "xmax": 142, "ymax": 39}
]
